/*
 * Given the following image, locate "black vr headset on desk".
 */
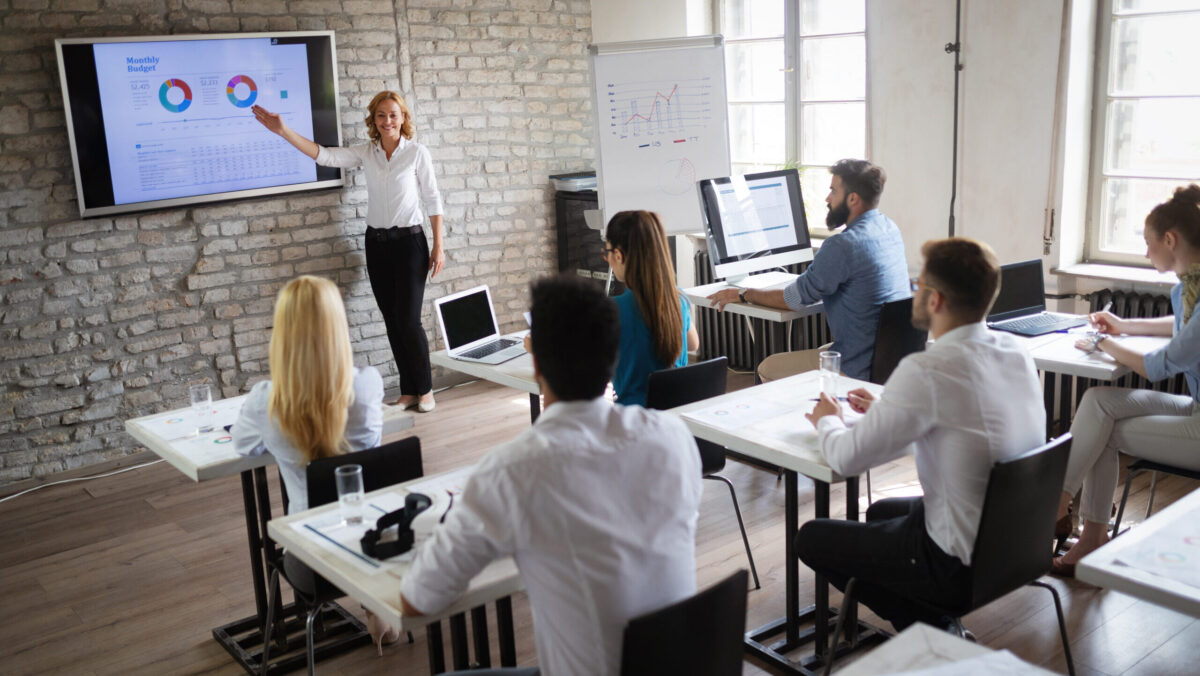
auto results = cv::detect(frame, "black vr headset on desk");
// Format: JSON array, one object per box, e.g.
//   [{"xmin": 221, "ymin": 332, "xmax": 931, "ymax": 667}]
[{"xmin": 360, "ymin": 492, "xmax": 433, "ymax": 560}]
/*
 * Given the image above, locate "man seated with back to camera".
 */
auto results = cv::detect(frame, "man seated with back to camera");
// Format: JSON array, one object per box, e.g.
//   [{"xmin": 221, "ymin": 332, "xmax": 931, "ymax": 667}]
[
  {"xmin": 399, "ymin": 275, "xmax": 703, "ymax": 676},
  {"xmin": 798, "ymin": 238, "xmax": 1045, "ymax": 631},
  {"xmin": 707, "ymin": 158, "xmax": 910, "ymax": 382}
]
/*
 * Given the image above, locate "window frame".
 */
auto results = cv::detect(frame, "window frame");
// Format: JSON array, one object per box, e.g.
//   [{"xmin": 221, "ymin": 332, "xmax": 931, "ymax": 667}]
[
  {"xmin": 719, "ymin": 0, "xmax": 867, "ymax": 238},
  {"xmin": 1084, "ymin": 0, "xmax": 1200, "ymax": 266}
]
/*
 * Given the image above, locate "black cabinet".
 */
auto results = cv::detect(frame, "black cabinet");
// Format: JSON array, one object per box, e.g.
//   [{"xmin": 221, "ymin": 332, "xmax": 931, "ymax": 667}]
[{"xmin": 554, "ymin": 190, "xmax": 625, "ymax": 296}]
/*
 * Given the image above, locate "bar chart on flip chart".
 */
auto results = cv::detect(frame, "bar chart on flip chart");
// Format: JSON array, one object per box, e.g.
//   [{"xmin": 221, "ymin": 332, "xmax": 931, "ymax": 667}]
[{"xmin": 590, "ymin": 37, "xmax": 731, "ymax": 233}]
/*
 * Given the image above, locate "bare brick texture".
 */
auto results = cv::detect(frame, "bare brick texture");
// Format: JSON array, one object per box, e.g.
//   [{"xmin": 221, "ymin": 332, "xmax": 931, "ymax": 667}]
[{"xmin": 0, "ymin": 0, "xmax": 593, "ymax": 483}]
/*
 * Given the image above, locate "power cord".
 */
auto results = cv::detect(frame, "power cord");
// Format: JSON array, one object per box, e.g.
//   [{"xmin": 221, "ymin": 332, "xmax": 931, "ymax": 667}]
[{"xmin": 0, "ymin": 458, "xmax": 164, "ymax": 505}]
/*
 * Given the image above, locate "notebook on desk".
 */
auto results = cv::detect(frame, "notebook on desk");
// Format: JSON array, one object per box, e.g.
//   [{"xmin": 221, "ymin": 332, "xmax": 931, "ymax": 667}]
[
  {"xmin": 434, "ymin": 285, "xmax": 525, "ymax": 365},
  {"xmin": 987, "ymin": 260, "xmax": 1088, "ymax": 337}
]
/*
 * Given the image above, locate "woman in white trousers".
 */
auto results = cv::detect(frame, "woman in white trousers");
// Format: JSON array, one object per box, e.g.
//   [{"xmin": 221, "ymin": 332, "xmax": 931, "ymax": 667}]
[{"xmin": 1053, "ymin": 185, "xmax": 1200, "ymax": 577}]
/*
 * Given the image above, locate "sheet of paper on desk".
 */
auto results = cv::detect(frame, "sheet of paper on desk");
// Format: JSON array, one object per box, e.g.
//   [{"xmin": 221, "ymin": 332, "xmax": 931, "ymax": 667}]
[
  {"xmin": 1114, "ymin": 521, "xmax": 1200, "ymax": 591},
  {"xmin": 882, "ymin": 649, "xmax": 1039, "ymax": 675},
  {"xmin": 173, "ymin": 431, "xmax": 240, "ymax": 460},
  {"xmin": 404, "ymin": 465, "xmax": 475, "ymax": 497},
  {"xmin": 291, "ymin": 492, "xmax": 414, "ymax": 576},
  {"xmin": 684, "ymin": 400, "xmax": 793, "ymax": 432},
  {"xmin": 138, "ymin": 397, "xmax": 246, "ymax": 441}
]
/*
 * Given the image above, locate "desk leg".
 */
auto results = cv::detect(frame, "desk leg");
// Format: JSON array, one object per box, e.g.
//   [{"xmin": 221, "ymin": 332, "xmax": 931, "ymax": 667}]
[
  {"xmin": 1056, "ymin": 373, "xmax": 1073, "ymax": 439},
  {"xmin": 843, "ymin": 477, "xmax": 860, "ymax": 645},
  {"xmin": 497, "ymin": 596, "xmax": 517, "ymax": 667},
  {"xmin": 1042, "ymin": 371, "xmax": 1056, "ymax": 440},
  {"xmin": 743, "ymin": 474, "xmax": 886, "ymax": 675},
  {"xmin": 529, "ymin": 393, "xmax": 541, "ymax": 423},
  {"xmin": 244, "ymin": 470, "xmax": 270, "ymax": 622}
]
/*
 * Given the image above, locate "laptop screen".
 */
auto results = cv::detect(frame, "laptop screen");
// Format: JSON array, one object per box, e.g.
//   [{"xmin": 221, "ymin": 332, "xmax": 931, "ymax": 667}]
[
  {"xmin": 988, "ymin": 260, "xmax": 1046, "ymax": 322},
  {"xmin": 439, "ymin": 289, "xmax": 497, "ymax": 350}
]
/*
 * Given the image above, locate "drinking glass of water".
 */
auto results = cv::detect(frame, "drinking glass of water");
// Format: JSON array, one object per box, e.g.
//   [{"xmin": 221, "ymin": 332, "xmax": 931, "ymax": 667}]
[
  {"xmin": 819, "ymin": 351, "xmax": 841, "ymax": 399},
  {"xmin": 336, "ymin": 464, "xmax": 365, "ymax": 526},
  {"xmin": 189, "ymin": 383, "xmax": 214, "ymax": 434}
]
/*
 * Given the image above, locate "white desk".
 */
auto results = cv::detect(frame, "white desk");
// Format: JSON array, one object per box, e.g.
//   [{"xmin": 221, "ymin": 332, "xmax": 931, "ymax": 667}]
[
  {"xmin": 430, "ymin": 340, "xmax": 541, "ymax": 422},
  {"xmin": 672, "ymin": 370, "xmax": 887, "ymax": 675},
  {"xmin": 268, "ymin": 472, "xmax": 525, "ymax": 671},
  {"xmin": 1078, "ymin": 487, "xmax": 1200, "ymax": 618},
  {"xmin": 684, "ymin": 280, "xmax": 825, "ymax": 368},
  {"xmin": 124, "ymin": 397, "xmax": 414, "ymax": 673},
  {"xmin": 838, "ymin": 622, "xmax": 1056, "ymax": 676}
]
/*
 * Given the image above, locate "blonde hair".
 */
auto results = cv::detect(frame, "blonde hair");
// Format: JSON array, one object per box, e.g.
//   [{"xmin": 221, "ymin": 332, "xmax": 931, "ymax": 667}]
[
  {"xmin": 605, "ymin": 210, "xmax": 684, "ymax": 365},
  {"xmin": 365, "ymin": 90, "xmax": 414, "ymax": 142},
  {"xmin": 268, "ymin": 275, "xmax": 355, "ymax": 462}
]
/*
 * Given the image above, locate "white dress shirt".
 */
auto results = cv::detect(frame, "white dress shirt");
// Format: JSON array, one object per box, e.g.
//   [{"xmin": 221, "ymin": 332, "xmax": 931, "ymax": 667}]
[
  {"xmin": 231, "ymin": 367, "xmax": 384, "ymax": 514},
  {"xmin": 315, "ymin": 138, "xmax": 443, "ymax": 228},
  {"xmin": 816, "ymin": 322, "xmax": 1045, "ymax": 564},
  {"xmin": 401, "ymin": 398, "xmax": 703, "ymax": 676}
]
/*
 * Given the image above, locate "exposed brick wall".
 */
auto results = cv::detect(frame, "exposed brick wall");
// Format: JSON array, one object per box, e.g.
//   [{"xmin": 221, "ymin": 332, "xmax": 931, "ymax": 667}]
[{"xmin": 0, "ymin": 0, "xmax": 594, "ymax": 483}]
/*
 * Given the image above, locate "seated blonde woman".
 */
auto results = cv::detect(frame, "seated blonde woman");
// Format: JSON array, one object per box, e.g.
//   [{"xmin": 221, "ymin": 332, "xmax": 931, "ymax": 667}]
[{"xmin": 232, "ymin": 275, "xmax": 383, "ymax": 514}]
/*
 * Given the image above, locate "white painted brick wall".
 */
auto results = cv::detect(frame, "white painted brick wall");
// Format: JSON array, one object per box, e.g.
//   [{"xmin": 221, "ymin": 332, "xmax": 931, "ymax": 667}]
[{"xmin": 0, "ymin": 0, "xmax": 594, "ymax": 483}]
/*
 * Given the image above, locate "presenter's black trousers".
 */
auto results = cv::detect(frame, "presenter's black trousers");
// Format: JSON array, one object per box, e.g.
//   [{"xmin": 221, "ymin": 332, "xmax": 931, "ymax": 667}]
[
  {"xmin": 365, "ymin": 225, "xmax": 432, "ymax": 397},
  {"xmin": 796, "ymin": 496, "xmax": 970, "ymax": 631}
]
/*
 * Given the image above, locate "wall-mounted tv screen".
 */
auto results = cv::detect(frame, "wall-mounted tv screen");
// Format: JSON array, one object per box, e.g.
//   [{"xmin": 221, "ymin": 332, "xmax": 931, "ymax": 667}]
[{"xmin": 55, "ymin": 31, "xmax": 344, "ymax": 218}]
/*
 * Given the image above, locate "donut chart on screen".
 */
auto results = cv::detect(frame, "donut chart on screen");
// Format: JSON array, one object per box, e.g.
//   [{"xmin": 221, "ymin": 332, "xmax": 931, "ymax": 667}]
[
  {"xmin": 226, "ymin": 74, "xmax": 258, "ymax": 108},
  {"xmin": 158, "ymin": 79, "xmax": 193, "ymax": 113}
]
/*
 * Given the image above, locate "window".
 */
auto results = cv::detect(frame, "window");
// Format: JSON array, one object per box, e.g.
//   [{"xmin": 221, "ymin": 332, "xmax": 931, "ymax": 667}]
[
  {"xmin": 1087, "ymin": 0, "xmax": 1200, "ymax": 263},
  {"xmin": 722, "ymin": 0, "xmax": 866, "ymax": 234}
]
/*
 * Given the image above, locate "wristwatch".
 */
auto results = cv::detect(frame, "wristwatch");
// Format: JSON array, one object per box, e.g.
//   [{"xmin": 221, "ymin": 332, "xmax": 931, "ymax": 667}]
[
  {"xmin": 738, "ymin": 289, "xmax": 748, "ymax": 304},
  {"xmin": 1088, "ymin": 333, "xmax": 1108, "ymax": 352}
]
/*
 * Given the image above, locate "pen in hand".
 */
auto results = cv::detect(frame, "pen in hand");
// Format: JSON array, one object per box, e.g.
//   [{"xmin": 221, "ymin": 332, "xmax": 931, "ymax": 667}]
[{"xmin": 809, "ymin": 396, "xmax": 849, "ymax": 402}]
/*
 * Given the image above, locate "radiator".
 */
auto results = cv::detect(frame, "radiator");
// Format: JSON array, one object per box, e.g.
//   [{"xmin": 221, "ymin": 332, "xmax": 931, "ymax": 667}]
[
  {"xmin": 1087, "ymin": 289, "xmax": 1187, "ymax": 395},
  {"xmin": 693, "ymin": 251, "xmax": 831, "ymax": 371}
]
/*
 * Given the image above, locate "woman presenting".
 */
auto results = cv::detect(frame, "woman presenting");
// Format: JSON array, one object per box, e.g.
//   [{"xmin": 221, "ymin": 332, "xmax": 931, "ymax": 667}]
[{"xmin": 253, "ymin": 91, "xmax": 444, "ymax": 412}]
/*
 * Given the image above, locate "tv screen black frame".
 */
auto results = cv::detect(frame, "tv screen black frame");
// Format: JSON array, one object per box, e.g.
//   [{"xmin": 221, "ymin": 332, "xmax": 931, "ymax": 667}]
[{"xmin": 55, "ymin": 31, "xmax": 344, "ymax": 218}]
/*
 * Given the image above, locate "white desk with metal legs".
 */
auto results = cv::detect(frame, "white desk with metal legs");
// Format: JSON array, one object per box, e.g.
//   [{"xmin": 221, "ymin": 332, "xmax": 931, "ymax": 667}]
[
  {"xmin": 124, "ymin": 397, "xmax": 414, "ymax": 673},
  {"xmin": 1078, "ymin": 487, "xmax": 1200, "ymax": 618},
  {"xmin": 430, "ymin": 341, "xmax": 541, "ymax": 422},
  {"xmin": 671, "ymin": 370, "xmax": 886, "ymax": 676},
  {"xmin": 268, "ymin": 471, "xmax": 525, "ymax": 672}
]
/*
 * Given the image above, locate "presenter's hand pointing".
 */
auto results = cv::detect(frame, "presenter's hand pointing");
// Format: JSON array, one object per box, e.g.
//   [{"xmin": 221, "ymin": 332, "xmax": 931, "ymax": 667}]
[{"xmin": 252, "ymin": 105, "xmax": 286, "ymax": 135}]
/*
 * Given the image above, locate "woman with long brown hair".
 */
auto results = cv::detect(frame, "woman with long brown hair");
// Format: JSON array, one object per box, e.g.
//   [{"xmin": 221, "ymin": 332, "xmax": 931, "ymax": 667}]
[
  {"xmin": 604, "ymin": 210, "xmax": 700, "ymax": 406},
  {"xmin": 253, "ymin": 91, "xmax": 444, "ymax": 412},
  {"xmin": 1052, "ymin": 185, "xmax": 1200, "ymax": 577}
]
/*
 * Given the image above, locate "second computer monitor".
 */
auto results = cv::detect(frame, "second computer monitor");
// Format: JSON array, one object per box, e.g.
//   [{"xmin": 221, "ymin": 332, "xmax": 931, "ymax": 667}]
[{"xmin": 698, "ymin": 168, "xmax": 812, "ymax": 286}]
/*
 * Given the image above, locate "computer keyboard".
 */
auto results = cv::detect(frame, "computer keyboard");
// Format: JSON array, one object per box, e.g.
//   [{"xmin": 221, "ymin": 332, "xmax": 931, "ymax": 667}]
[
  {"xmin": 461, "ymin": 338, "xmax": 519, "ymax": 359},
  {"xmin": 990, "ymin": 314, "xmax": 1087, "ymax": 336}
]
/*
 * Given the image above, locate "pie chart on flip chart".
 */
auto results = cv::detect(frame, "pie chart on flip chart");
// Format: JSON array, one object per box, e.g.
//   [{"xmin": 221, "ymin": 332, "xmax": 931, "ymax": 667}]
[
  {"xmin": 226, "ymin": 74, "xmax": 258, "ymax": 108},
  {"xmin": 158, "ymin": 78, "xmax": 193, "ymax": 113}
]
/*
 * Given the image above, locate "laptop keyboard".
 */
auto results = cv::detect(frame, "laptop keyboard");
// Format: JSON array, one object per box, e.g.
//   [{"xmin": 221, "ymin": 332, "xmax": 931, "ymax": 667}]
[
  {"xmin": 461, "ymin": 338, "xmax": 519, "ymax": 359},
  {"xmin": 990, "ymin": 314, "xmax": 1087, "ymax": 336}
]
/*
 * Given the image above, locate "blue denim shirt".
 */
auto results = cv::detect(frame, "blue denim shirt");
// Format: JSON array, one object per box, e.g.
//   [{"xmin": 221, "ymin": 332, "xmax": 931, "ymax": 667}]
[
  {"xmin": 783, "ymin": 209, "xmax": 910, "ymax": 380},
  {"xmin": 1143, "ymin": 283, "xmax": 1200, "ymax": 402}
]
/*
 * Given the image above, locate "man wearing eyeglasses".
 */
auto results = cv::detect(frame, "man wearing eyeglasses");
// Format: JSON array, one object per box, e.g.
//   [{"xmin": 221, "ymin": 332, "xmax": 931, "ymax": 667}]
[
  {"xmin": 707, "ymin": 158, "xmax": 909, "ymax": 382},
  {"xmin": 796, "ymin": 237, "xmax": 1044, "ymax": 631}
]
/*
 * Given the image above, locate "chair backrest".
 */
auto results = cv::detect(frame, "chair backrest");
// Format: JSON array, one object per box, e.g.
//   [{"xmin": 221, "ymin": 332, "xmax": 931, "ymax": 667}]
[
  {"xmin": 869, "ymin": 297, "xmax": 927, "ymax": 385},
  {"xmin": 646, "ymin": 357, "xmax": 728, "ymax": 474},
  {"xmin": 306, "ymin": 436, "xmax": 424, "ymax": 508},
  {"xmin": 969, "ymin": 434, "xmax": 1071, "ymax": 608},
  {"xmin": 619, "ymin": 569, "xmax": 748, "ymax": 676}
]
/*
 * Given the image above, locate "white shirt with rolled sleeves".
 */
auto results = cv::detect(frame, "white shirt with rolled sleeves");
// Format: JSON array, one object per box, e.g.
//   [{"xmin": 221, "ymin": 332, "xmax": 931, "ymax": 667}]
[
  {"xmin": 314, "ymin": 137, "xmax": 443, "ymax": 227},
  {"xmin": 400, "ymin": 398, "xmax": 703, "ymax": 676},
  {"xmin": 814, "ymin": 322, "xmax": 1045, "ymax": 565}
]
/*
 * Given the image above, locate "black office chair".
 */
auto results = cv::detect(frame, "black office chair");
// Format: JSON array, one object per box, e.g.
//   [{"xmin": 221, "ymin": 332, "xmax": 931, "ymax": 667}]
[
  {"xmin": 864, "ymin": 297, "xmax": 927, "ymax": 503},
  {"xmin": 647, "ymin": 357, "xmax": 760, "ymax": 590},
  {"xmin": 823, "ymin": 434, "xmax": 1076, "ymax": 676},
  {"xmin": 1113, "ymin": 458, "xmax": 1200, "ymax": 537},
  {"xmin": 619, "ymin": 569, "xmax": 748, "ymax": 676},
  {"xmin": 261, "ymin": 436, "xmax": 424, "ymax": 675}
]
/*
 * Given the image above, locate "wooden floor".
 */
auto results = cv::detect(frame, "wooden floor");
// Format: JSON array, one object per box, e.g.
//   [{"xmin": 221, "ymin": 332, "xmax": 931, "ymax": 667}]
[{"xmin": 1, "ymin": 374, "xmax": 1198, "ymax": 675}]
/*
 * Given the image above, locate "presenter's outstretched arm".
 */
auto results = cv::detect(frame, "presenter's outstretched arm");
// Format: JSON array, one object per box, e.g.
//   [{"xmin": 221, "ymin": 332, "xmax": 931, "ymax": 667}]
[{"xmin": 252, "ymin": 105, "xmax": 320, "ymax": 160}]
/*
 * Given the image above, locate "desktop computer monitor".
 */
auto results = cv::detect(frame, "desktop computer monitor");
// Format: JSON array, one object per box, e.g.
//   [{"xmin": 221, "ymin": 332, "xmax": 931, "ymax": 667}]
[{"xmin": 698, "ymin": 168, "xmax": 812, "ymax": 288}]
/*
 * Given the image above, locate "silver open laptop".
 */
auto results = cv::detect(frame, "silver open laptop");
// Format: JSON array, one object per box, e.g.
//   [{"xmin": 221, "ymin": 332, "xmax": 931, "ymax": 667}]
[{"xmin": 434, "ymin": 285, "xmax": 526, "ymax": 365}]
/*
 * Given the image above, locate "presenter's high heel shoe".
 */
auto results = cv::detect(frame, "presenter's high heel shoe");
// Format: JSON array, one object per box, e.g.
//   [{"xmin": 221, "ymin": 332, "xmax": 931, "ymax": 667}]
[
  {"xmin": 416, "ymin": 394, "xmax": 435, "ymax": 413},
  {"xmin": 366, "ymin": 609, "xmax": 400, "ymax": 657}
]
